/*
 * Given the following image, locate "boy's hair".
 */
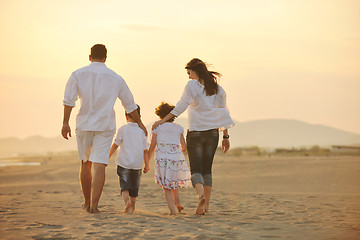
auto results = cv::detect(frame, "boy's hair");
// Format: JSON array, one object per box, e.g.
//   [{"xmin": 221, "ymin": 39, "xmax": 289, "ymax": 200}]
[
  {"xmin": 155, "ymin": 102, "xmax": 175, "ymax": 122},
  {"xmin": 90, "ymin": 44, "xmax": 107, "ymax": 60},
  {"xmin": 125, "ymin": 104, "xmax": 140, "ymax": 117}
]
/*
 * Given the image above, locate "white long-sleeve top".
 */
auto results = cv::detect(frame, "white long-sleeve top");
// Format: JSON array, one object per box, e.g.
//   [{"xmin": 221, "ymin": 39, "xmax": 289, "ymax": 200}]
[
  {"xmin": 63, "ymin": 62, "xmax": 138, "ymax": 132},
  {"xmin": 171, "ymin": 79, "xmax": 235, "ymax": 131}
]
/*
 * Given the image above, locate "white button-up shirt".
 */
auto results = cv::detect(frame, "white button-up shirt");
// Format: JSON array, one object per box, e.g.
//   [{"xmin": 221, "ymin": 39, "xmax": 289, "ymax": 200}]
[
  {"xmin": 63, "ymin": 62, "xmax": 137, "ymax": 132},
  {"xmin": 114, "ymin": 122, "xmax": 148, "ymax": 170},
  {"xmin": 171, "ymin": 79, "xmax": 235, "ymax": 131}
]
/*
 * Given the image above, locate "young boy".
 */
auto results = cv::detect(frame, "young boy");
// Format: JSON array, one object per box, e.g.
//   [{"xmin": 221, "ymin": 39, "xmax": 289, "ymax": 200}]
[{"xmin": 109, "ymin": 105, "xmax": 149, "ymax": 213}]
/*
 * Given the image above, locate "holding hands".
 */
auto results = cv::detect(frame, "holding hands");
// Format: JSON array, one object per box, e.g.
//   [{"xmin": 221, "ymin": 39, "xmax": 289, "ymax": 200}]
[{"xmin": 143, "ymin": 164, "xmax": 150, "ymax": 173}]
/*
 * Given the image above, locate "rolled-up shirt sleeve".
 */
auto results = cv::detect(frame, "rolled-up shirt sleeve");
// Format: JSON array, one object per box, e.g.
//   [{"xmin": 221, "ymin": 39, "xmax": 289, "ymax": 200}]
[
  {"xmin": 118, "ymin": 78, "xmax": 138, "ymax": 114},
  {"xmin": 171, "ymin": 82, "xmax": 194, "ymax": 117},
  {"xmin": 63, "ymin": 72, "xmax": 78, "ymax": 107},
  {"xmin": 218, "ymin": 88, "xmax": 227, "ymax": 108}
]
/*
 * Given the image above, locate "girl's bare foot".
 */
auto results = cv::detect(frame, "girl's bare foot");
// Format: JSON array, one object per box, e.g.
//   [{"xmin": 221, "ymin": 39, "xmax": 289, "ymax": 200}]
[
  {"xmin": 82, "ymin": 203, "xmax": 90, "ymax": 212},
  {"xmin": 176, "ymin": 204, "xmax": 184, "ymax": 213},
  {"xmin": 195, "ymin": 196, "xmax": 205, "ymax": 215}
]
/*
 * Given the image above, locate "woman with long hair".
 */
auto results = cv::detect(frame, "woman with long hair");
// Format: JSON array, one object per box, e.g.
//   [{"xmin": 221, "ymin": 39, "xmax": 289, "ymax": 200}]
[{"xmin": 152, "ymin": 58, "xmax": 234, "ymax": 215}]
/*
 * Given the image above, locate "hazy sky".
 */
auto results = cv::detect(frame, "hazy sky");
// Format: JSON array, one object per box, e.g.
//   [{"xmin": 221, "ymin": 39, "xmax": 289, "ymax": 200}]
[{"xmin": 0, "ymin": 0, "xmax": 359, "ymax": 139}]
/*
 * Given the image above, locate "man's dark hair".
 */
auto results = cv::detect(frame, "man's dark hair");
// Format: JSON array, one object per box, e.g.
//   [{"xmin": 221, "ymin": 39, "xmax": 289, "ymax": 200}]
[{"xmin": 90, "ymin": 44, "xmax": 107, "ymax": 60}]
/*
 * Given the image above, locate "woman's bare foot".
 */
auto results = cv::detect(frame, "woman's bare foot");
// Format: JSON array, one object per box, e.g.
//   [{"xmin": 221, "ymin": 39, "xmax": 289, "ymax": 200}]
[
  {"xmin": 124, "ymin": 201, "xmax": 132, "ymax": 213},
  {"xmin": 169, "ymin": 210, "xmax": 177, "ymax": 215},
  {"xmin": 195, "ymin": 196, "xmax": 205, "ymax": 215},
  {"xmin": 82, "ymin": 203, "xmax": 90, "ymax": 212},
  {"xmin": 176, "ymin": 204, "xmax": 184, "ymax": 213}
]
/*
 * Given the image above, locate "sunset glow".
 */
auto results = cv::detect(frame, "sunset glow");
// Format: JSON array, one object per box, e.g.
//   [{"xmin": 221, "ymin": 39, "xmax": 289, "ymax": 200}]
[{"xmin": 0, "ymin": 0, "xmax": 359, "ymax": 138}]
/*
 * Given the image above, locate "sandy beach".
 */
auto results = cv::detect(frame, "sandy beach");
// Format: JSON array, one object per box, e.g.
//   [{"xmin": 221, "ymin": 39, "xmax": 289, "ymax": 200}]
[{"xmin": 0, "ymin": 152, "xmax": 359, "ymax": 239}]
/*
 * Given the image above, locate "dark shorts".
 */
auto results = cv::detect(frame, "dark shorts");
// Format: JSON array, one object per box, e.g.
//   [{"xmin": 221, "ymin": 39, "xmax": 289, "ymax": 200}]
[
  {"xmin": 186, "ymin": 129, "xmax": 219, "ymax": 186},
  {"xmin": 117, "ymin": 166, "xmax": 142, "ymax": 198}
]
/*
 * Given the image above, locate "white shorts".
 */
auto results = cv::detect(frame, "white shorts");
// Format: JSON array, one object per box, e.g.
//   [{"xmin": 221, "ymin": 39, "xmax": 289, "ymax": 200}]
[{"xmin": 75, "ymin": 129, "xmax": 114, "ymax": 165}]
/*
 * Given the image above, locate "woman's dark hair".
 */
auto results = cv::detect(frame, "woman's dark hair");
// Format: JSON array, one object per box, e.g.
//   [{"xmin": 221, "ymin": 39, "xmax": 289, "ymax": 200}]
[
  {"xmin": 155, "ymin": 102, "xmax": 175, "ymax": 122},
  {"xmin": 185, "ymin": 58, "xmax": 221, "ymax": 96},
  {"xmin": 90, "ymin": 44, "xmax": 107, "ymax": 60}
]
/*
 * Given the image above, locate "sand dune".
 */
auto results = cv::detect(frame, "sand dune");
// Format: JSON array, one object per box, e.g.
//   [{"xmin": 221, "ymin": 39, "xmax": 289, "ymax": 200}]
[{"xmin": 0, "ymin": 153, "xmax": 359, "ymax": 239}]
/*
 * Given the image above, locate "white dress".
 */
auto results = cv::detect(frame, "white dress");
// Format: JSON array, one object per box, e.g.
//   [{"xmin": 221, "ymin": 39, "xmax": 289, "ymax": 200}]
[{"xmin": 152, "ymin": 122, "xmax": 191, "ymax": 189}]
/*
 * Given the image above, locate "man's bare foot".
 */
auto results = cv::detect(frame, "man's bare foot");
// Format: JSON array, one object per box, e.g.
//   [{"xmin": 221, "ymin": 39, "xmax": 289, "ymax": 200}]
[
  {"xmin": 89, "ymin": 207, "xmax": 100, "ymax": 213},
  {"xmin": 82, "ymin": 203, "xmax": 90, "ymax": 212},
  {"xmin": 176, "ymin": 204, "xmax": 184, "ymax": 213},
  {"xmin": 195, "ymin": 195, "xmax": 205, "ymax": 215},
  {"xmin": 123, "ymin": 201, "xmax": 132, "ymax": 213}
]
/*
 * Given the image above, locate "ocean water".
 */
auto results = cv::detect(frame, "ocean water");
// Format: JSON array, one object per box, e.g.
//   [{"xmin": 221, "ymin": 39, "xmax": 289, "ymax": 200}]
[{"xmin": 0, "ymin": 160, "xmax": 41, "ymax": 167}]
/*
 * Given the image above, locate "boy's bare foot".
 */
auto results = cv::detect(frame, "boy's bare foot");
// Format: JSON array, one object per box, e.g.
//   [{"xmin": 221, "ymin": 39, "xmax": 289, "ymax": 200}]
[
  {"xmin": 89, "ymin": 207, "xmax": 100, "ymax": 214},
  {"xmin": 82, "ymin": 203, "xmax": 90, "ymax": 212},
  {"xmin": 129, "ymin": 207, "xmax": 135, "ymax": 213},
  {"xmin": 195, "ymin": 196, "xmax": 205, "ymax": 215},
  {"xmin": 176, "ymin": 204, "xmax": 184, "ymax": 213},
  {"xmin": 124, "ymin": 201, "xmax": 132, "ymax": 213},
  {"xmin": 204, "ymin": 203, "xmax": 209, "ymax": 213}
]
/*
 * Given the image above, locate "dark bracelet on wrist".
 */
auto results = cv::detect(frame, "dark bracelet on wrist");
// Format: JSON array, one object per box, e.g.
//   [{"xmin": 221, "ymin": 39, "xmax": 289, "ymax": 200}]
[{"xmin": 223, "ymin": 135, "xmax": 230, "ymax": 139}]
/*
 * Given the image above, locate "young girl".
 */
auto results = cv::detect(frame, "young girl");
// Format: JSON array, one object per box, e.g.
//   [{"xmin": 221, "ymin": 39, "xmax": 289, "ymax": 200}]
[{"xmin": 148, "ymin": 102, "xmax": 191, "ymax": 215}]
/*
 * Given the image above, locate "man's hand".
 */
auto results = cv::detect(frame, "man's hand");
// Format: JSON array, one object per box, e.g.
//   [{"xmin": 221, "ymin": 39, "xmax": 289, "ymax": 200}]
[
  {"xmin": 222, "ymin": 139, "xmax": 230, "ymax": 153},
  {"xmin": 61, "ymin": 123, "xmax": 72, "ymax": 140},
  {"xmin": 138, "ymin": 122, "xmax": 148, "ymax": 137}
]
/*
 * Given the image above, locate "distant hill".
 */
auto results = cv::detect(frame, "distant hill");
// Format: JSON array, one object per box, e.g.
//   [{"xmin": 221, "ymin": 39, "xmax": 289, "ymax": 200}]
[
  {"xmin": 1, "ymin": 119, "xmax": 360, "ymax": 157},
  {"xmin": 0, "ymin": 135, "xmax": 77, "ymax": 157},
  {"xmin": 167, "ymin": 118, "xmax": 360, "ymax": 149}
]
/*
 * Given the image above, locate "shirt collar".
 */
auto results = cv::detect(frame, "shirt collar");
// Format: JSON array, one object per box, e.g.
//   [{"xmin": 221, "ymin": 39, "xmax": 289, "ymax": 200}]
[{"xmin": 90, "ymin": 62, "xmax": 106, "ymax": 66}]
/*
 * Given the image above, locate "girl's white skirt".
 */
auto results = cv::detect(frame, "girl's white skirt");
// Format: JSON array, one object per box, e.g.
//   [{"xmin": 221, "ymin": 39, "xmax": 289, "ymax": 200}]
[{"xmin": 154, "ymin": 143, "xmax": 191, "ymax": 189}]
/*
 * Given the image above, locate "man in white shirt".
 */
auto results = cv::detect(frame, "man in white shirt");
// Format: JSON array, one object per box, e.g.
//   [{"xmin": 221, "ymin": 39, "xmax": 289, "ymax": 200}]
[{"xmin": 61, "ymin": 44, "xmax": 147, "ymax": 213}]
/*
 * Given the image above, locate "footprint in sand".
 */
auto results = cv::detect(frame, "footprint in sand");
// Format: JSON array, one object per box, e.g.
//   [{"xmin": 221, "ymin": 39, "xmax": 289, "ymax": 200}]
[{"xmin": 26, "ymin": 222, "xmax": 64, "ymax": 231}]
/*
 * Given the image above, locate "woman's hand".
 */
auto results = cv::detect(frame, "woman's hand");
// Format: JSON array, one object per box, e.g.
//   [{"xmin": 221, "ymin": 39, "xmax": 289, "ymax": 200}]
[
  {"xmin": 143, "ymin": 164, "xmax": 150, "ymax": 173},
  {"xmin": 222, "ymin": 139, "xmax": 230, "ymax": 153},
  {"xmin": 152, "ymin": 120, "xmax": 163, "ymax": 130}
]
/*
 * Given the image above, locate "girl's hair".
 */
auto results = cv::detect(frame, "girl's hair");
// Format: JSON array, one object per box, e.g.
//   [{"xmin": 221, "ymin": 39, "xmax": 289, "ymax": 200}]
[
  {"xmin": 155, "ymin": 102, "xmax": 175, "ymax": 122},
  {"xmin": 185, "ymin": 58, "xmax": 221, "ymax": 96}
]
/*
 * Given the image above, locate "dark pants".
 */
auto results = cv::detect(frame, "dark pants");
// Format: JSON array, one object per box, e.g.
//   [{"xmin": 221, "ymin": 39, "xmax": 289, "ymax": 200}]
[
  {"xmin": 186, "ymin": 129, "xmax": 219, "ymax": 187},
  {"xmin": 117, "ymin": 166, "xmax": 142, "ymax": 197}
]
